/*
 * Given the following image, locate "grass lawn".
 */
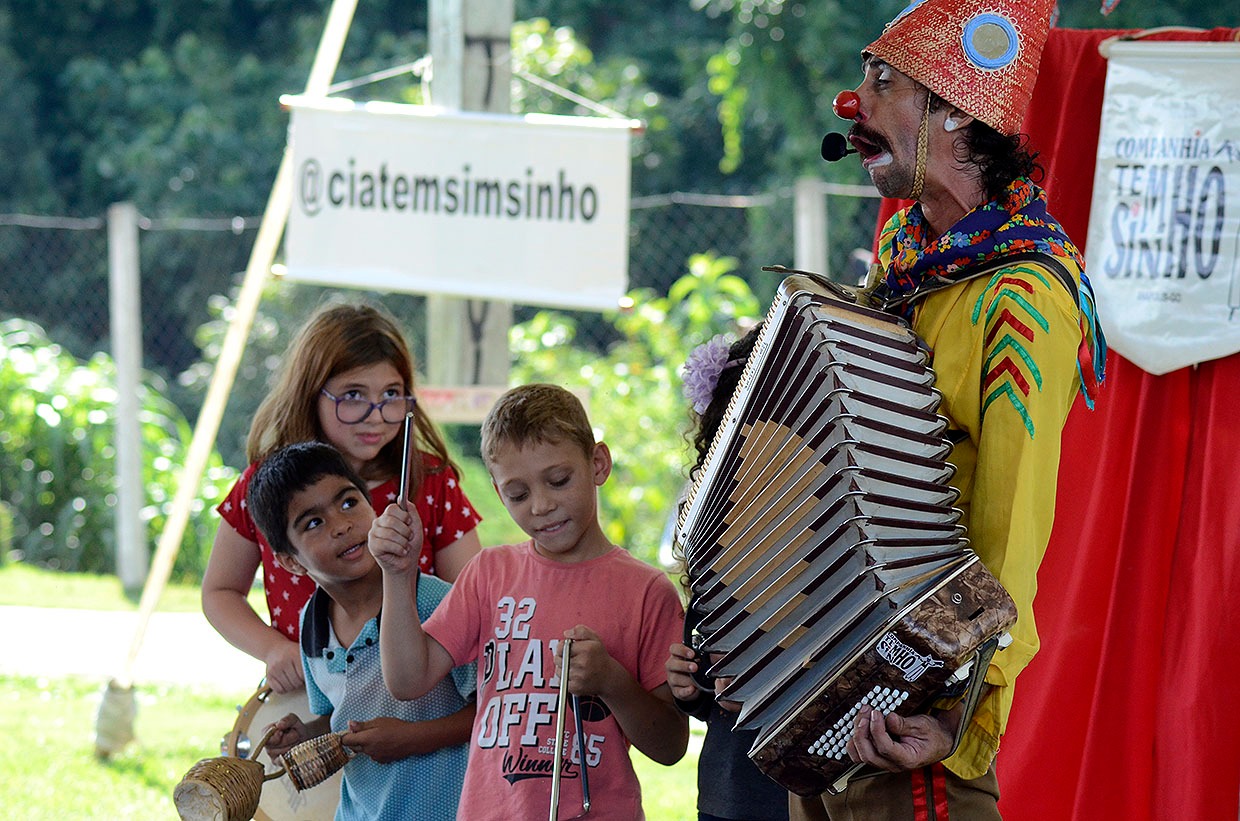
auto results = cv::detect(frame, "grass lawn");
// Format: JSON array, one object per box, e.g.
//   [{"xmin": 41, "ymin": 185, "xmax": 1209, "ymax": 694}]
[
  {"xmin": 0, "ymin": 559, "xmax": 264, "ymax": 612},
  {"xmin": 0, "ymin": 563, "xmax": 703, "ymax": 819}
]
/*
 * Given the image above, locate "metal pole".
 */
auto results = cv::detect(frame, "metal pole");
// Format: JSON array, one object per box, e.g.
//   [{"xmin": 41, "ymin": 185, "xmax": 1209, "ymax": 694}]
[
  {"xmin": 107, "ymin": 202, "xmax": 146, "ymax": 592},
  {"xmin": 95, "ymin": 0, "xmax": 362, "ymax": 758},
  {"xmin": 794, "ymin": 177, "xmax": 830, "ymax": 276},
  {"xmin": 427, "ymin": 0, "xmax": 514, "ymax": 388},
  {"xmin": 107, "ymin": 0, "xmax": 359, "ymax": 692}
]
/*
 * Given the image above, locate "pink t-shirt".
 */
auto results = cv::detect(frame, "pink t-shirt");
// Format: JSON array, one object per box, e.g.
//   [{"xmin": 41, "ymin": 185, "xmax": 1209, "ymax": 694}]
[
  {"xmin": 425, "ymin": 541, "xmax": 685, "ymax": 821},
  {"xmin": 216, "ymin": 455, "xmax": 481, "ymax": 640}
]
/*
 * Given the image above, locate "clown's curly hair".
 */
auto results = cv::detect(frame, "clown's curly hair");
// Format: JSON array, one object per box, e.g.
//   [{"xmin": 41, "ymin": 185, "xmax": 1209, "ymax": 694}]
[{"xmin": 929, "ymin": 91, "xmax": 1042, "ymax": 201}]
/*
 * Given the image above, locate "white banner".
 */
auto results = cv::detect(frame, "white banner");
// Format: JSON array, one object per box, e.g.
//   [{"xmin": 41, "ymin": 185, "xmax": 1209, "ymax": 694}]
[
  {"xmin": 282, "ymin": 96, "xmax": 637, "ymax": 311},
  {"xmin": 1084, "ymin": 41, "xmax": 1240, "ymax": 375}
]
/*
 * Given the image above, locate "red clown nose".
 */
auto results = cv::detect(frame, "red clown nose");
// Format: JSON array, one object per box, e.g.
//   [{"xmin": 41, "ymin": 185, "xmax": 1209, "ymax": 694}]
[{"xmin": 833, "ymin": 90, "xmax": 861, "ymax": 120}]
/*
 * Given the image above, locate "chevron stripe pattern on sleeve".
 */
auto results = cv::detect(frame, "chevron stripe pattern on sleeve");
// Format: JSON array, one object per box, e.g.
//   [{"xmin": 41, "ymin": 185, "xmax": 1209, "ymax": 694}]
[{"xmin": 972, "ymin": 264, "xmax": 1059, "ymax": 438}]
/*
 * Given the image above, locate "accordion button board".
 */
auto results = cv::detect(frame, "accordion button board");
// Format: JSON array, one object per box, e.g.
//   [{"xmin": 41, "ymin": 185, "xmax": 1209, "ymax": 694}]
[{"xmin": 675, "ymin": 274, "xmax": 1018, "ymax": 796}]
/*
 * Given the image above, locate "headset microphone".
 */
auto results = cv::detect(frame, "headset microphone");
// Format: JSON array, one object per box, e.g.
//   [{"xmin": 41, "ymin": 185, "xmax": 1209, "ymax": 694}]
[{"xmin": 820, "ymin": 132, "xmax": 858, "ymax": 162}]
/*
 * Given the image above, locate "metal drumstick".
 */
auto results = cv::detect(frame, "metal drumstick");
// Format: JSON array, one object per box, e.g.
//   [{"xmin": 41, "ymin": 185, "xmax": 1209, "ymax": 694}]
[
  {"xmin": 398, "ymin": 410, "xmax": 415, "ymax": 511},
  {"xmin": 549, "ymin": 638, "xmax": 572, "ymax": 821},
  {"xmin": 571, "ymin": 693, "xmax": 591, "ymax": 814}
]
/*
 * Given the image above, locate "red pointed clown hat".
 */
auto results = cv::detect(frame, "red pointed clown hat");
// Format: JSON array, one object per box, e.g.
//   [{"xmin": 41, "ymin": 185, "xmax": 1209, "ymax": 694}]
[{"xmin": 864, "ymin": 0, "xmax": 1057, "ymax": 136}]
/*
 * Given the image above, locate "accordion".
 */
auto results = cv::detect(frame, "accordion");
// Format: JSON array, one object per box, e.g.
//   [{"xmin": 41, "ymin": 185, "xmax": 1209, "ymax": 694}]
[{"xmin": 675, "ymin": 272, "xmax": 1017, "ymax": 796}]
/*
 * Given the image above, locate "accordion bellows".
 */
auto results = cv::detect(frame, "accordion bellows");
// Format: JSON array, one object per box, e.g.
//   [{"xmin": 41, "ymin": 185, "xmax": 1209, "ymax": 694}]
[{"xmin": 676, "ymin": 274, "xmax": 1017, "ymax": 796}]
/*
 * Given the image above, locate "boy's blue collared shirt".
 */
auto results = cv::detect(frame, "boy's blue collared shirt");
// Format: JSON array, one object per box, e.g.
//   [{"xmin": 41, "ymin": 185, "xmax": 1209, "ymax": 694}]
[{"xmin": 300, "ymin": 573, "xmax": 475, "ymax": 821}]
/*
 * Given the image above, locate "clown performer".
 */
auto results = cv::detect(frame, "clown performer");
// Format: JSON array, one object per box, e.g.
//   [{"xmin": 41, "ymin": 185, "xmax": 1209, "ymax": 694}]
[{"xmin": 791, "ymin": 0, "xmax": 1107, "ymax": 819}]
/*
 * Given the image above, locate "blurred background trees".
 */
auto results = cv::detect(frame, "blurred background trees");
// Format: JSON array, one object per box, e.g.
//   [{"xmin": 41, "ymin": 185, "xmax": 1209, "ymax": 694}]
[
  {"xmin": 0, "ymin": 0, "xmax": 1228, "ymax": 577},
  {"xmin": 3, "ymin": 0, "xmax": 1229, "ymax": 373}
]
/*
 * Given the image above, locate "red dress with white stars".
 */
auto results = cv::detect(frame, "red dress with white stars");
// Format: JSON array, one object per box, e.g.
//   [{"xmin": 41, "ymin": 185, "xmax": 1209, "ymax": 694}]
[{"xmin": 216, "ymin": 454, "xmax": 482, "ymax": 641}]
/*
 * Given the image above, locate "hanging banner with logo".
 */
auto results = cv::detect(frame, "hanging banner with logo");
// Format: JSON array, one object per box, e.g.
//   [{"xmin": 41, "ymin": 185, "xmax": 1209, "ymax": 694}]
[
  {"xmin": 1084, "ymin": 41, "xmax": 1240, "ymax": 375},
  {"xmin": 282, "ymin": 95, "xmax": 638, "ymax": 311}
]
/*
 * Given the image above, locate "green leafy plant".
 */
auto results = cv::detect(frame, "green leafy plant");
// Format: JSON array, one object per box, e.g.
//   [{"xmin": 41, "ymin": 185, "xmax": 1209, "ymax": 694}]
[{"xmin": 0, "ymin": 318, "xmax": 235, "ymax": 582}]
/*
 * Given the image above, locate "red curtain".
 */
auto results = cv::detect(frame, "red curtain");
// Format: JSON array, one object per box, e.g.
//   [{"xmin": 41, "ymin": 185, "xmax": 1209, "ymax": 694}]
[{"xmin": 871, "ymin": 26, "xmax": 1240, "ymax": 821}]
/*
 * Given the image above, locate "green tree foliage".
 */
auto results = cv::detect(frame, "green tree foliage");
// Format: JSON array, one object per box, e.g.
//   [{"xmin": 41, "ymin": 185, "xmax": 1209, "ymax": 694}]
[
  {"xmin": 509, "ymin": 254, "xmax": 761, "ymax": 564},
  {"xmin": 3, "ymin": 0, "xmax": 436, "ymax": 211},
  {"xmin": 696, "ymin": 0, "xmax": 880, "ymax": 184},
  {"xmin": 0, "ymin": 13, "xmax": 59, "ymax": 213},
  {"xmin": 0, "ymin": 0, "xmax": 434, "ymax": 382},
  {"xmin": 510, "ymin": 17, "xmax": 670, "ymax": 192},
  {"xmin": 516, "ymin": 0, "xmax": 736, "ymax": 193},
  {"xmin": 0, "ymin": 319, "xmax": 235, "ymax": 580},
  {"xmin": 0, "ymin": 0, "xmax": 1229, "ymax": 585}
]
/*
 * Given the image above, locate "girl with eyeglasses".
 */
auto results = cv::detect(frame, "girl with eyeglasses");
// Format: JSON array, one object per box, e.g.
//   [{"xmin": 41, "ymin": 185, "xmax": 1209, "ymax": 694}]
[{"xmin": 202, "ymin": 301, "xmax": 483, "ymax": 694}]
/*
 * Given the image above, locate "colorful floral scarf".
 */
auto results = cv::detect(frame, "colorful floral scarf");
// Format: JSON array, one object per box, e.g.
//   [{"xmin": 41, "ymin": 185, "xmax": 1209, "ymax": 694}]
[
  {"xmin": 876, "ymin": 177, "xmax": 1107, "ymax": 405},
  {"xmin": 880, "ymin": 177, "xmax": 1085, "ymax": 298}
]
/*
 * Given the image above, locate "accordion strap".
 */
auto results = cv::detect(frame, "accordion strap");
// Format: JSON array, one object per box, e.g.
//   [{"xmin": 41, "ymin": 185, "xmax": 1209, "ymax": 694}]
[
  {"xmin": 764, "ymin": 251, "xmax": 1080, "ymax": 315},
  {"xmin": 944, "ymin": 634, "xmax": 1005, "ymax": 759},
  {"xmin": 882, "ymin": 251, "xmax": 1079, "ymax": 313}
]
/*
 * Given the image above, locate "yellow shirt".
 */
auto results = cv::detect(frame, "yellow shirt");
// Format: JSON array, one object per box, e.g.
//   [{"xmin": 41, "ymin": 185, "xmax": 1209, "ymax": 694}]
[{"xmin": 902, "ymin": 257, "xmax": 1084, "ymax": 779}]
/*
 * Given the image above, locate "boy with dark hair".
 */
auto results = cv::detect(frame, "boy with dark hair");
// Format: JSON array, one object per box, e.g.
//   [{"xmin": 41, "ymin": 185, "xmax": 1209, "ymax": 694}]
[
  {"xmin": 370, "ymin": 383, "xmax": 688, "ymax": 820},
  {"xmin": 247, "ymin": 440, "xmax": 475, "ymax": 821}
]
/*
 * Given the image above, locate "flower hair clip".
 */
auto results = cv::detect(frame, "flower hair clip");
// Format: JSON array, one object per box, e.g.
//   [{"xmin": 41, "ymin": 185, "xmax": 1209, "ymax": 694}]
[{"xmin": 682, "ymin": 335, "xmax": 742, "ymax": 414}]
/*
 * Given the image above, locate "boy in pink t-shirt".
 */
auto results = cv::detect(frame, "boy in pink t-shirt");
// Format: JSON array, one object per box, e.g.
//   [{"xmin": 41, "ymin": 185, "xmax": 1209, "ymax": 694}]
[{"xmin": 370, "ymin": 384, "xmax": 688, "ymax": 820}]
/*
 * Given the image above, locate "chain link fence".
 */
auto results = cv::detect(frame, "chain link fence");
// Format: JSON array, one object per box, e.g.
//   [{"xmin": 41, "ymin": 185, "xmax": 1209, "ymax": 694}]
[
  {"xmin": 0, "ymin": 214, "xmax": 260, "ymax": 379},
  {"xmin": 629, "ymin": 185, "xmax": 881, "ymax": 300},
  {"xmin": 1, "ymin": 183, "xmax": 881, "ymax": 399}
]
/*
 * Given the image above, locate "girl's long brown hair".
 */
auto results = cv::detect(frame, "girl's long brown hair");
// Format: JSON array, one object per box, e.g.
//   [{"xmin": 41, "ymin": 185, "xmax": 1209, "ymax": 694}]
[{"xmin": 245, "ymin": 301, "xmax": 456, "ymax": 487}]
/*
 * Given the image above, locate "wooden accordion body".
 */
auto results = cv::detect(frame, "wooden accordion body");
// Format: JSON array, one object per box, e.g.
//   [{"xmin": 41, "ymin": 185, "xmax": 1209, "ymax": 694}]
[{"xmin": 675, "ymin": 273, "xmax": 1018, "ymax": 796}]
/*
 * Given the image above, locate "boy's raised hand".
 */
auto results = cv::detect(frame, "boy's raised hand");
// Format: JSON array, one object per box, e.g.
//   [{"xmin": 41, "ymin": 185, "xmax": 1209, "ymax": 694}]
[{"xmin": 368, "ymin": 502, "xmax": 424, "ymax": 576}]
